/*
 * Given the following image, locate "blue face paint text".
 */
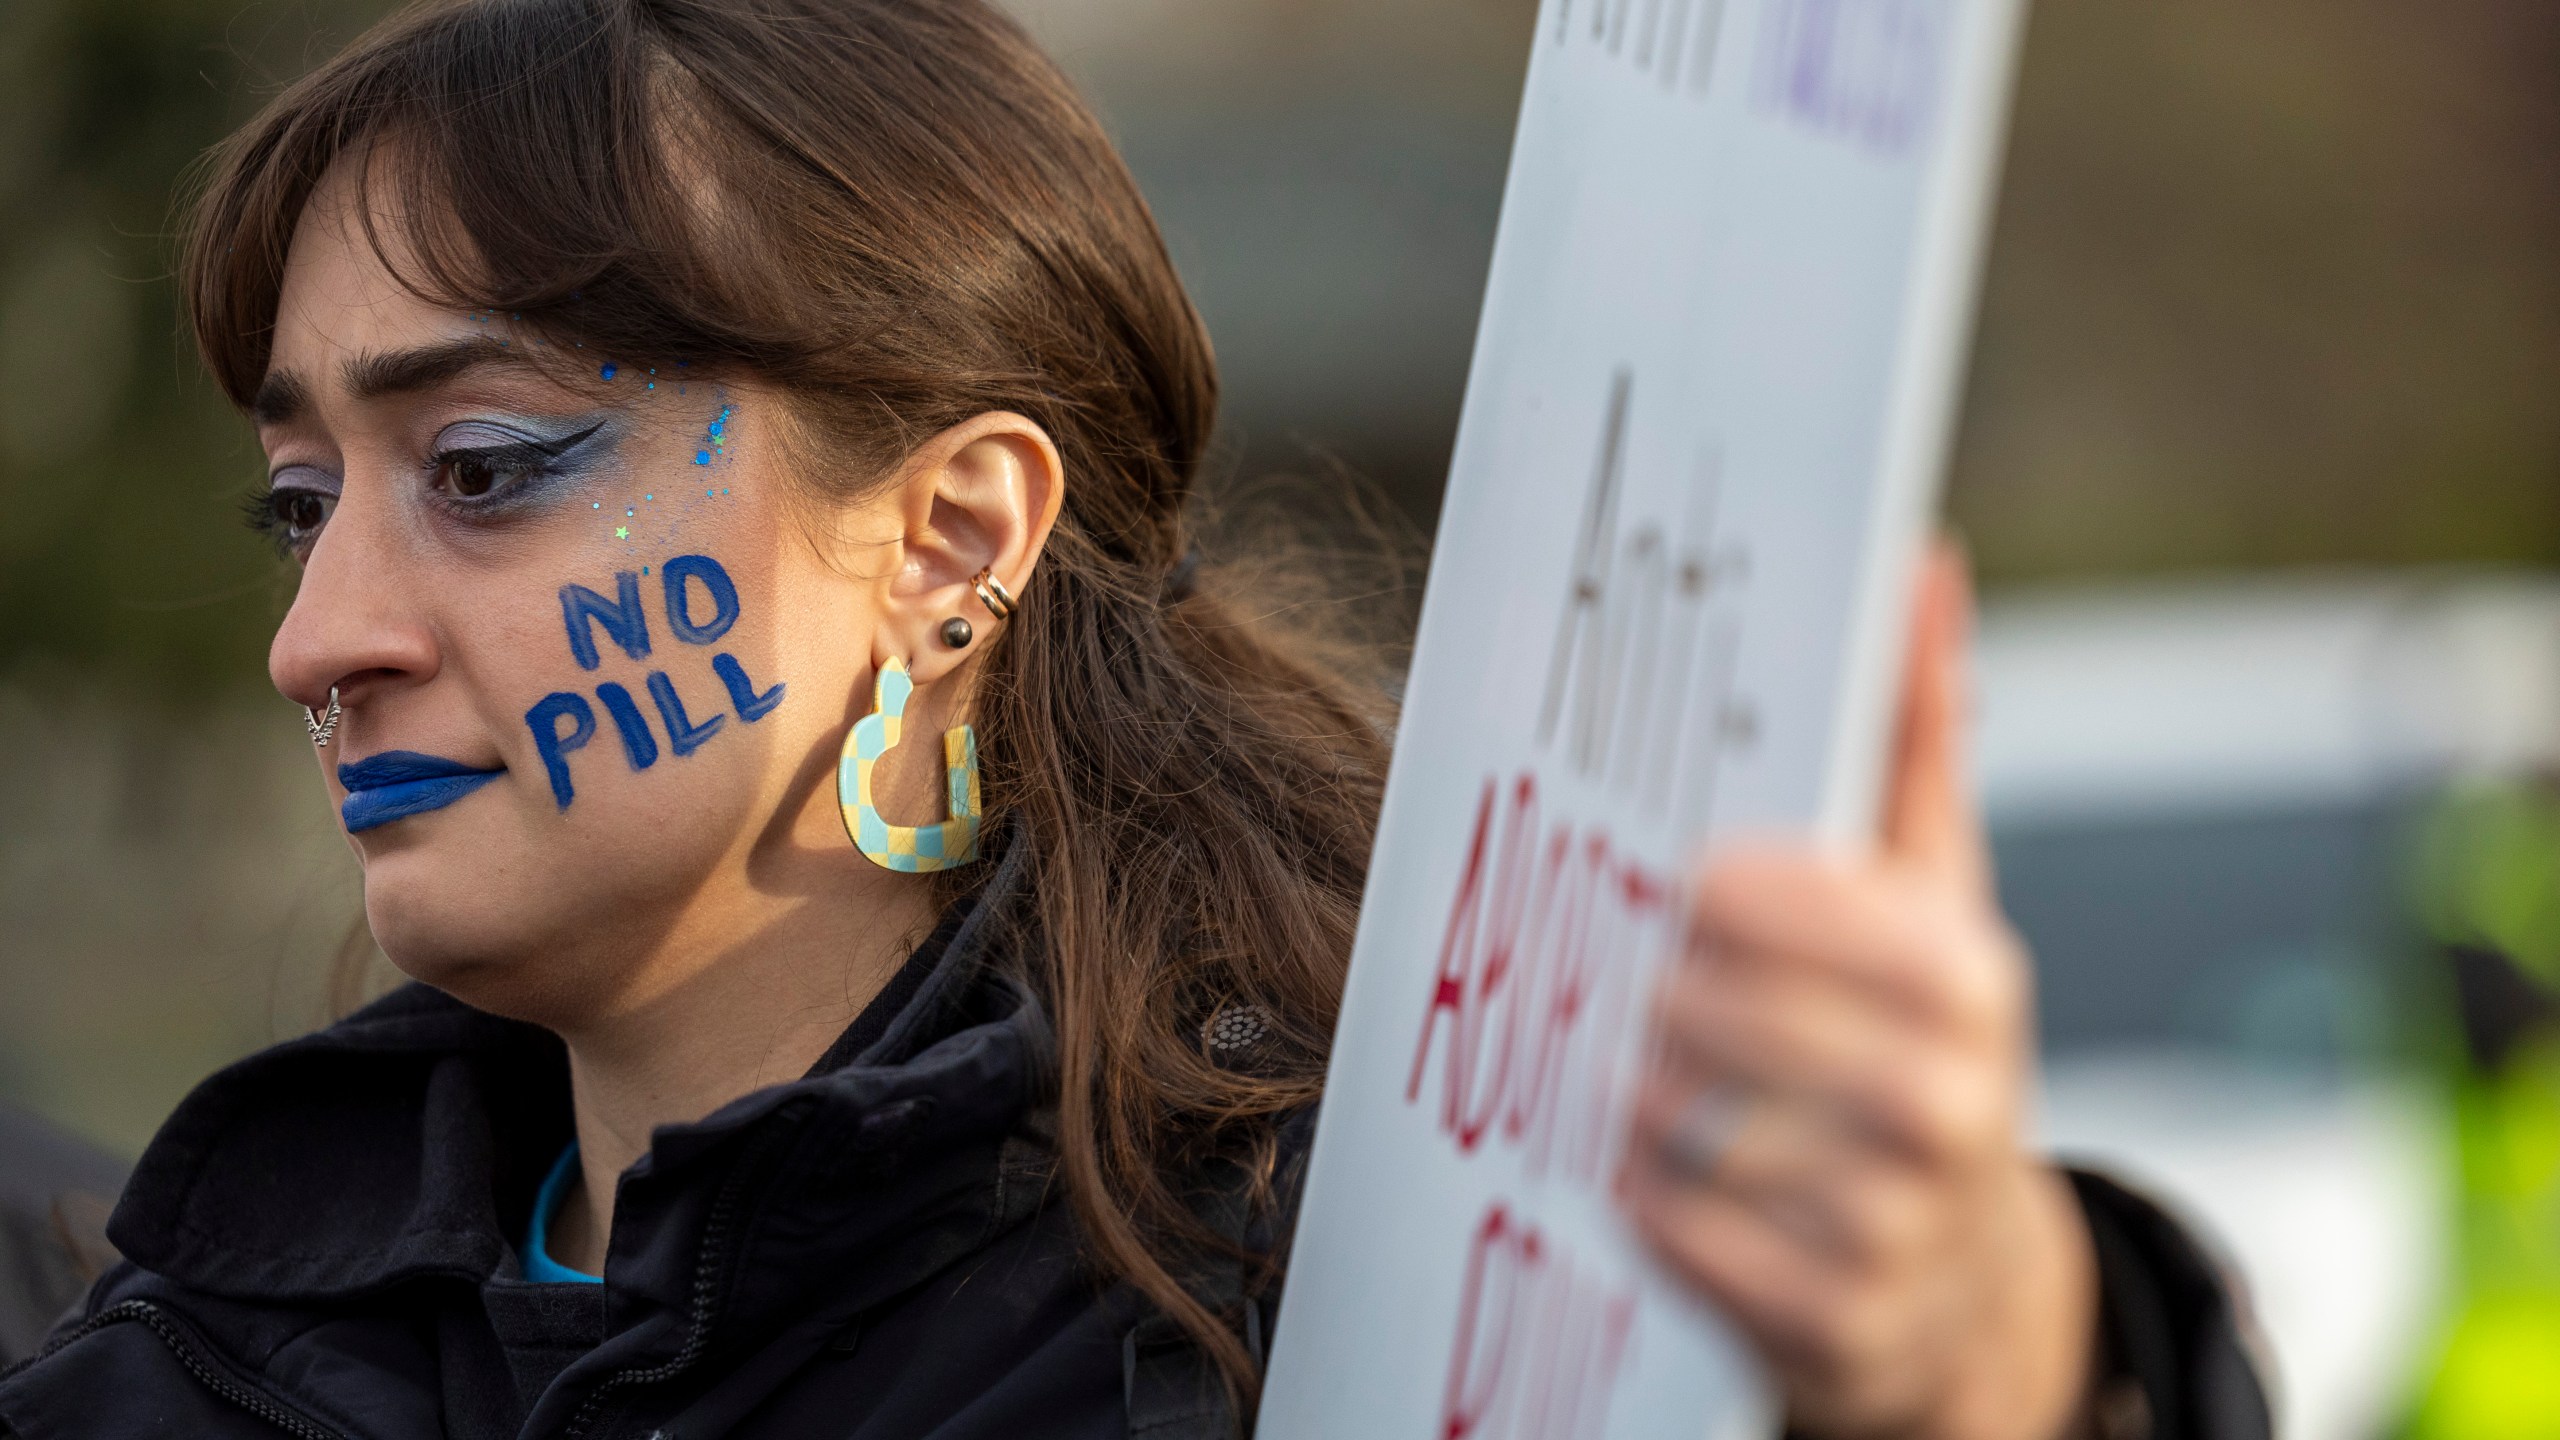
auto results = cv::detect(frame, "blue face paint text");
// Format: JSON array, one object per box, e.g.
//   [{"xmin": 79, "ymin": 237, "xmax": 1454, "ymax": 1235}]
[{"xmin": 530, "ymin": 552, "xmax": 786, "ymax": 810}]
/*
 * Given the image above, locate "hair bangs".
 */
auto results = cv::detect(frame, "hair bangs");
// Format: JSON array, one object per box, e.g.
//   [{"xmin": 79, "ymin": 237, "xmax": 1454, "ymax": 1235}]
[{"xmin": 184, "ymin": 2, "xmax": 811, "ymax": 411}]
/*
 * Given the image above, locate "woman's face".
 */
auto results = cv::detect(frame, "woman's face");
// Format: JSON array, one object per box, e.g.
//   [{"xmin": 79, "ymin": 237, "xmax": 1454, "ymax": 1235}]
[{"xmin": 256, "ymin": 167, "xmax": 1053, "ymax": 1025}]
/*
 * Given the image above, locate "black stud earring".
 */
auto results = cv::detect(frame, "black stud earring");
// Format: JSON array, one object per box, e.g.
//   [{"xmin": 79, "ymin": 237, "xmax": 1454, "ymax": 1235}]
[{"xmin": 939, "ymin": 616, "xmax": 974, "ymax": 649}]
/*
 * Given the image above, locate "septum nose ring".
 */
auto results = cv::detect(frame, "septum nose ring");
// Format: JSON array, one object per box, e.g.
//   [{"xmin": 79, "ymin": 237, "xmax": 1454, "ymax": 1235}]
[{"xmin": 305, "ymin": 686, "xmax": 342, "ymax": 748}]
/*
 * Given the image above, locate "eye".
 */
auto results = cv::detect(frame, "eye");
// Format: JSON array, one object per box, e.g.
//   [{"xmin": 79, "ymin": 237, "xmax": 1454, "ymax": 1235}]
[
  {"xmin": 436, "ymin": 449, "xmax": 527, "ymax": 499},
  {"xmin": 278, "ymin": 489, "xmax": 332, "ymax": 532},
  {"xmin": 425, "ymin": 420, "xmax": 606, "ymax": 510},
  {"xmin": 242, "ymin": 478, "xmax": 339, "ymax": 560}
]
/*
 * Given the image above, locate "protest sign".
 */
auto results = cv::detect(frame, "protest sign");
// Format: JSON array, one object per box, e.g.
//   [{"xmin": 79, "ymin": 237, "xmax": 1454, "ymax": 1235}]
[{"xmin": 1256, "ymin": 0, "xmax": 2028, "ymax": 1435}]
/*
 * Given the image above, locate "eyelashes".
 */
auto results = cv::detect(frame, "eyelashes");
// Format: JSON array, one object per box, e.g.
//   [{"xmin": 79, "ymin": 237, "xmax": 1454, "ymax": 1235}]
[
  {"xmin": 427, "ymin": 419, "xmax": 608, "ymax": 515},
  {"xmin": 243, "ymin": 418, "xmax": 613, "ymax": 560},
  {"xmin": 242, "ymin": 464, "xmax": 339, "ymax": 560}
]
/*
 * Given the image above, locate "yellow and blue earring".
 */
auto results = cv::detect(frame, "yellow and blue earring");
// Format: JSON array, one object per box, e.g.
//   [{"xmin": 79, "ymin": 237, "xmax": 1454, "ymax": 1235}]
[{"xmin": 838, "ymin": 656, "xmax": 981, "ymax": 872}]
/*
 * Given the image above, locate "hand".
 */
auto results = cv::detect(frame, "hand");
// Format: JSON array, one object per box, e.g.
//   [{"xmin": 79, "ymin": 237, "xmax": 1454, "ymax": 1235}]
[{"xmin": 1621, "ymin": 542, "xmax": 2099, "ymax": 1440}]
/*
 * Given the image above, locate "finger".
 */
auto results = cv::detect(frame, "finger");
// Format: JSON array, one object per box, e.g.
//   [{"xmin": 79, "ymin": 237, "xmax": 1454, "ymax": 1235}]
[
  {"xmin": 1649, "ymin": 964, "xmax": 2015, "ymax": 1168},
  {"xmin": 1627, "ymin": 1080, "xmax": 1935, "ymax": 1271},
  {"xmin": 1622, "ymin": 1153, "xmax": 1862, "ymax": 1373},
  {"xmin": 1653, "ymin": 959, "xmax": 1914, "ymax": 1112},
  {"xmin": 1880, "ymin": 538, "xmax": 1991, "ymax": 898},
  {"xmin": 1687, "ymin": 852, "xmax": 2024, "ymax": 1042}
]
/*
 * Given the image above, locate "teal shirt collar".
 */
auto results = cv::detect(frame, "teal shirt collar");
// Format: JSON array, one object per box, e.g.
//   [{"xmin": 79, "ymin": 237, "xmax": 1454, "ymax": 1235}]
[{"xmin": 522, "ymin": 1143, "xmax": 602, "ymax": 1284}]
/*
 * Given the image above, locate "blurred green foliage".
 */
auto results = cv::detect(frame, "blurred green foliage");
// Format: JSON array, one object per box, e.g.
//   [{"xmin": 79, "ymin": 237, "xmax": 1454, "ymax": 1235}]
[
  {"xmin": 0, "ymin": 0, "xmax": 392, "ymax": 700},
  {"xmin": 2408, "ymin": 785, "xmax": 2560, "ymax": 1439}
]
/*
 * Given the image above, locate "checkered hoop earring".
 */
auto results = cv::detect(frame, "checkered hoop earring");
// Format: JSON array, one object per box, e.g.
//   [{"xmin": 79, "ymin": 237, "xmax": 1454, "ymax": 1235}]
[{"xmin": 838, "ymin": 657, "xmax": 982, "ymax": 872}]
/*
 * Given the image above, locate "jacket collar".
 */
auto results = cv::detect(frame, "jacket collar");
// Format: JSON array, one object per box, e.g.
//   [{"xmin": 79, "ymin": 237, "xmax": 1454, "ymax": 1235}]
[{"xmin": 105, "ymin": 839, "xmax": 1053, "ymax": 1326}]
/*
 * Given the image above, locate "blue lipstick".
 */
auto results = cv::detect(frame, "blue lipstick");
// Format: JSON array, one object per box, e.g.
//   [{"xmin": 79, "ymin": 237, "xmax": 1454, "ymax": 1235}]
[{"xmin": 338, "ymin": 751, "xmax": 507, "ymax": 834}]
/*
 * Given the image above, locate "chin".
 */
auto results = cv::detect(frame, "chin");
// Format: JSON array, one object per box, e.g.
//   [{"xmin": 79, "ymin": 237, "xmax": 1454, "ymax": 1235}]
[
  {"xmin": 343, "ymin": 776, "xmax": 740, "ymax": 1025},
  {"xmin": 366, "ymin": 879, "xmax": 550, "ymax": 1014},
  {"xmin": 358, "ymin": 837, "xmax": 595, "ymax": 1024}
]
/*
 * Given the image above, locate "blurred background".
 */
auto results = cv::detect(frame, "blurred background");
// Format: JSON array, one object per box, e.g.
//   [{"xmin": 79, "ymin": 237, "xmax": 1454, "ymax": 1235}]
[{"xmin": 5, "ymin": 0, "xmax": 2560, "ymax": 1434}]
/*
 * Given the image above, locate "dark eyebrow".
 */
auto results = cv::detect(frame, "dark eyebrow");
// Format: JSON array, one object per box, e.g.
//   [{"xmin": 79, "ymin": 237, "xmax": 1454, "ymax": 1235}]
[
  {"xmin": 250, "ymin": 370, "xmax": 310, "ymax": 427},
  {"xmin": 343, "ymin": 334, "xmax": 538, "ymax": 401},
  {"xmin": 250, "ymin": 334, "xmax": 543, "ymax": 429}
]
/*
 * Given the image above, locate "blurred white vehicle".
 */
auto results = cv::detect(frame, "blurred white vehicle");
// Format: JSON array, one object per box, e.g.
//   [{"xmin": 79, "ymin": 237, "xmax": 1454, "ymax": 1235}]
[{"xmin": 1977, "ymin": 570, "xmax": 2560, "ymax": 1440}]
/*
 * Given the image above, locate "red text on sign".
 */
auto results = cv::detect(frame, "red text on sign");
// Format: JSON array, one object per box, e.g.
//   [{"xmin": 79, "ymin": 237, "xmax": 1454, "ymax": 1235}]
[
  {"xmin": 1406, "ymin": 770, "xmax": 1675, "ymax": 1181},
  {"xmin": 1439, "ymin": 1200, "xmax": 1640, "ymax": 1440}
]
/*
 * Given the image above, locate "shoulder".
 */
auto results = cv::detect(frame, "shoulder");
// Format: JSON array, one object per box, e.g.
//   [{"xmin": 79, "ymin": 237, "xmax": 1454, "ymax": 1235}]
[
  {"xmin": 0, "ymin": 1103, "xmax": 124, "ymax": 1368},
  {"xmin": 2065, "ymin": 1167, "xmax": 2275, "ymax": 1440},
  {"xmin": 0, "ymin": 1266, "xmax": 372, "ymax": 1440},
  {"xmin": 1264, "ymin": 1106, "xmax": 1321, "ymax": 1230},
  {"xmin": 1180, "ymin": 1105, "xmax": 1319, "ymax": 1274}
]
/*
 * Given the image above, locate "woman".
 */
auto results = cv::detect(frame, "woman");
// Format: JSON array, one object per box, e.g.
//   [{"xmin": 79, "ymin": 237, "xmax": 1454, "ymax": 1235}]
[{"xmin": 0, "ymin": 2, "xmax": 2263, "ymax": 1437}]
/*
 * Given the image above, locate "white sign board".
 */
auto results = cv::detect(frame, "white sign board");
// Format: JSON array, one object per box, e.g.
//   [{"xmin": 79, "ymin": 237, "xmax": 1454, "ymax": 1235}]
[{"xmin": 1257, "ymin": 1, "xmax": 2027, "ymax": 1436}]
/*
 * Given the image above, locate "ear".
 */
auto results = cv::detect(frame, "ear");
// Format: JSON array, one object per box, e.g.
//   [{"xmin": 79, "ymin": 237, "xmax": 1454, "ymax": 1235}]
[{"xmin": 871, "ymin": 410, "xmax": 1064, "ymax": 683}]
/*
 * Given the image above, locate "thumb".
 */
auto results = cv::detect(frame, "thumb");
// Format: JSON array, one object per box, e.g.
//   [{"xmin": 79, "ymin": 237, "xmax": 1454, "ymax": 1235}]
[{"xmin": 1881, "ymin": 537, "xmax": 1991, "ymax": 897}]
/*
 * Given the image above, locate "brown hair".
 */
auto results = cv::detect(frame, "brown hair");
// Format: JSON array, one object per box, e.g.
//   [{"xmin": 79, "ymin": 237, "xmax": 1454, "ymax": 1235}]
[{"xmin": 182, "ymin": 0, "xmax": 1395, "ymax": 1403}]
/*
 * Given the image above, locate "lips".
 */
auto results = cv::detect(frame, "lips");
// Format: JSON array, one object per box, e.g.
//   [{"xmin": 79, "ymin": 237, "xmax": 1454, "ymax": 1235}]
[{"xmin": 337, "ymin": 751, "xmax": 507, "ymax": 834}]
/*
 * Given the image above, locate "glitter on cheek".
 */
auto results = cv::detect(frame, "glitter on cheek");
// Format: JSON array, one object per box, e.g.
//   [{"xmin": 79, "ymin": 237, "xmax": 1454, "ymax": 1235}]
[
  {"xmin": 615, "ymin": 525, "xmax": 630, "ymax": 540},
  {"xmin": 600, "ymin": 362, "xmax": 619, "ymax": 380}
]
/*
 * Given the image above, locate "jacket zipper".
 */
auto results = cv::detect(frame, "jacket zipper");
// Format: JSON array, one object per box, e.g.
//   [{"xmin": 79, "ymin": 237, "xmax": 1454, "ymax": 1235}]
[
  {"xmin": 560, "ymin": 1121, "xmax": 790, "ymax": 1439},
  {"xmin": 9, "ymin": 1299, "xmax": 345, "ymax": 1440}
]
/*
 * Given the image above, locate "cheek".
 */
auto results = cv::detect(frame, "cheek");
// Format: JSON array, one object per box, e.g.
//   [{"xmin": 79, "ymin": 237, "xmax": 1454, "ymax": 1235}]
[{"xmin": 497, "ymin": 550, "xmax": 799, "ymax": 825}]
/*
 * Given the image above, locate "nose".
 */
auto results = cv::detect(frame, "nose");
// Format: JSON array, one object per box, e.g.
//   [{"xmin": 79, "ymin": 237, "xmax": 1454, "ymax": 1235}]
[{"xmin": 268, "ymin": 485, "xmax": 441, "ymax": 714}]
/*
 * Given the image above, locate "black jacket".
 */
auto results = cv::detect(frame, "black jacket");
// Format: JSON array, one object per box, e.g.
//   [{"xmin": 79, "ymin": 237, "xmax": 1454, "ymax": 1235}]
[{"xmin": 0, "ymin": 854, "xmax": 2269, "ymax": 1440}]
